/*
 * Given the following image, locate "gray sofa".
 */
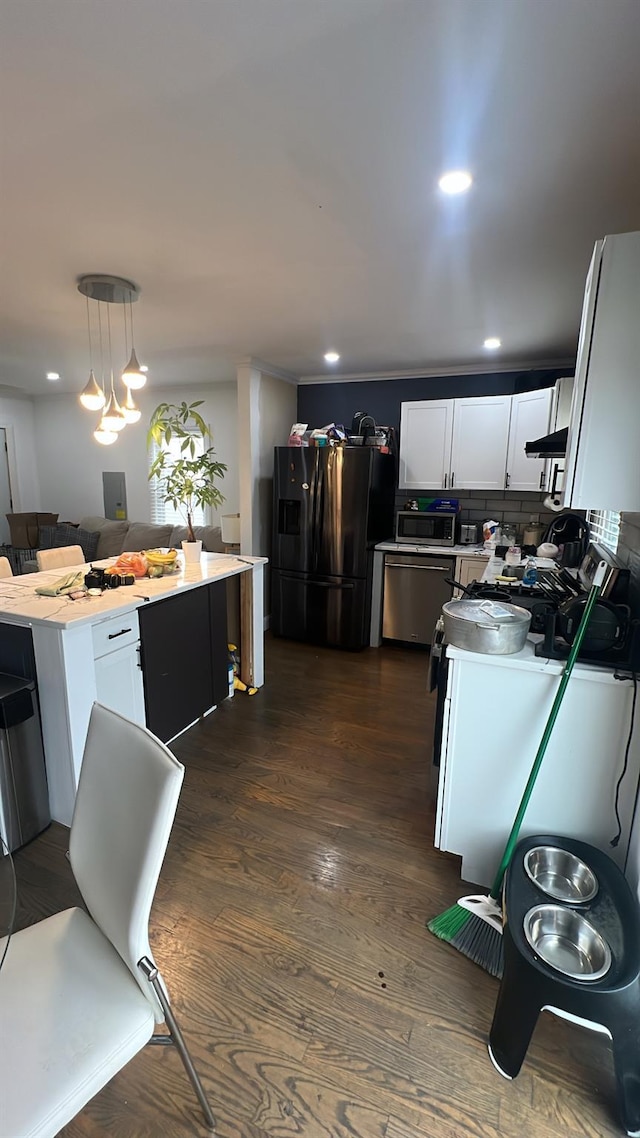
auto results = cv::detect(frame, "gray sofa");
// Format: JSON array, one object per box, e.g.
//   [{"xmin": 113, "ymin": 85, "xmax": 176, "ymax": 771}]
[
  {"xmin": 77, "ymin": 516, "xmax": 225, "ymax": 560},
  {"xmin": 18, "ymin": 516, "xmax": 224, "ymax": 572}
]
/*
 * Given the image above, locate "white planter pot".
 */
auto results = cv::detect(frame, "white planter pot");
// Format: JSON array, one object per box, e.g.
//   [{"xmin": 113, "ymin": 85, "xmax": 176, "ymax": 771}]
[{"xmin": 181, "ymin": 539, "xmax": 203, "ymax": 563}]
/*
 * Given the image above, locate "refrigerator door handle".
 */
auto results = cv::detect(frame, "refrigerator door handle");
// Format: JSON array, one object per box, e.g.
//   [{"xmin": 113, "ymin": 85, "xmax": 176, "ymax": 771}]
[
  {"xmin": 311, "ymin": 452, "xmax": 323, "ymax": 573},
  {"xmin": 311, "ymin": 580, "xmax": 354, "ymax": 590},
  {"xmin": 278, "ymin": 573, "xmax": 354, "ymax": 590},
  {"xmin": 384, "ymin": 563, "xmax": 450, "ymax": 571}
]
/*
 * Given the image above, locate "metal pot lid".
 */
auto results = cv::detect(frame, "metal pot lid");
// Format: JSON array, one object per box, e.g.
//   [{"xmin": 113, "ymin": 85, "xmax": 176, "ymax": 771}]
[{"xmin": 442, "ymin": 599, "xmax": 532, "ymax": 625}]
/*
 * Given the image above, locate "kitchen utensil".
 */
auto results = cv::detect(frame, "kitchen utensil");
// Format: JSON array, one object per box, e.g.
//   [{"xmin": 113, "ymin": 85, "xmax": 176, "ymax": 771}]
[
  {"xmin": 428, "ymin": 560, "xmax": 608, "ymax": 977},
  {"xmin": 441, "ymin": 599, "xmax": 531, "ymax": 655},
  {"xmin": 543, "ymin": 514, "xmax": 590, "ymax": 568},
  {"xmin": 537, "ymin": 542, "xmax": 559, "ymax": 559},
  {"xmin": 523, "ymin": 846, "xmax": 598, "ymax": 903},
  {"xmin": 523, "ymin": 905, "xmax": 611, "ymax": 981},
  {"xmin": 557, "ymin": 596, "xmax": 627, "ymax": 654},
  {"xmin": 444, "ymin": 576, "xmax": 513, "ymax": 604}
]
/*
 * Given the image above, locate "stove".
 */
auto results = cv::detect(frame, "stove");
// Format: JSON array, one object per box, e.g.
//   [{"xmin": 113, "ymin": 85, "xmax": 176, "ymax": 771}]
[{"xmin": 462, "ymin": 543, "xmax": 634, "ymax": 667}]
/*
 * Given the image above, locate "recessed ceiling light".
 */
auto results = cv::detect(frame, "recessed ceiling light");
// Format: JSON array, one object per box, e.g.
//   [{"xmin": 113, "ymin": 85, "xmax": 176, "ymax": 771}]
[
  {"xmin": 46, "ymin": 371, "xmax": 60, "ymax": 380},
  {"xmin": 324, "ymin": 351, "xmax": 340, "ymax": 364},
  {"xmin": 483, "ymin": 337, "xmax": 501, "ymax": 350},
  {"xmin": 438, "ymin": 170, "xmax": 473, "ymax": 195}
]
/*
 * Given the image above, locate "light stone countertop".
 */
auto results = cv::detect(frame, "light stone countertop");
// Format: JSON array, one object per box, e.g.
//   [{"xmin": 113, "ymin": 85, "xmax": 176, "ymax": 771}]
[
  {"xmin": 0, "ymin": 553, "xmax": 266, "ymax": 630},
  {"xmin": 375, "ymin": 541, "xmax": 489, "ymax": 557}
]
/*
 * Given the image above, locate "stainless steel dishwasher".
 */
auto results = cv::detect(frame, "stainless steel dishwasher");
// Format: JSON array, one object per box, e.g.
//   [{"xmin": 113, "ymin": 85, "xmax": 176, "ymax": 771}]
[{"xmin": 382, "ymin": 552, "xmax": 456, "ymax": 645}]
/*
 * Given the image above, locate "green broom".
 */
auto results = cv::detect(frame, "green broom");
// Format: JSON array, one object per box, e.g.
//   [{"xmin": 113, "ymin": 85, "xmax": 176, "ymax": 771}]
[{"xmin": 428, "ymin": 560, "xmax": 607, "ymax": 978}]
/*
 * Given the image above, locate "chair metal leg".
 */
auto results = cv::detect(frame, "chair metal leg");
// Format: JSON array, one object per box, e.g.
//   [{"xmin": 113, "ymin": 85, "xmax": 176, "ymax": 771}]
[{"xmin": 138, "ymin": 956, "xmax": 216, "ymax": 1131}]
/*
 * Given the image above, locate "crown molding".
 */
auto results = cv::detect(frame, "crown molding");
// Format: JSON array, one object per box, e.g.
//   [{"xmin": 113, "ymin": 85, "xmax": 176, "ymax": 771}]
[
  {"xmin": 235, "ymin": 356, "xmax": 299, "ymax": 385},
  {"xmin": 297, "ymin": 358, "xmax": 575, "ymax": 385}
]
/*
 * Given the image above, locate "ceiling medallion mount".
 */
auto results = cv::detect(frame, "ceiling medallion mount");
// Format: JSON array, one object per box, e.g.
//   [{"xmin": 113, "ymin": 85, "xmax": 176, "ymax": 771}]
[
  {"xmin": 77, "ymin": 274, "xmax": 147, "ymax": 444},
  {"xmin": 77, "ymin": 274, "xmax": 140, "ymax": 305}
]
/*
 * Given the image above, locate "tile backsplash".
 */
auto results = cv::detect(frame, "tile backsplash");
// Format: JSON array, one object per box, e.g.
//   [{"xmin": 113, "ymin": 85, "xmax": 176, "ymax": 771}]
[{"xmin": 394, "ymin": 489, "xmax": 560, "ymax": 541}]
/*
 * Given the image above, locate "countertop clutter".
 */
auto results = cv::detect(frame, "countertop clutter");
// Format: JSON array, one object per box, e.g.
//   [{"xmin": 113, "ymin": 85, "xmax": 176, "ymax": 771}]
[{"xmin": 0, "ymin": 553, "xmax": 265, "ymax": 629}]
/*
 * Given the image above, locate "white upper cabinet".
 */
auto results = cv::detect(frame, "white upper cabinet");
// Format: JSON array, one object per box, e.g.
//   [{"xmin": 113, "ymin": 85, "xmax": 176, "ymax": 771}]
[
  {"xmin": 449, "ymin": 395, "xmax": 511, "ymax": 491},
  {"xmin": 563, "ymin": 231, "xmax": 640, "ymax": 511},
  {"xmin": 506, "ymin": 388, "xmax": 552, "ymax": 492},
  {"xmin": 399, "ymin": 400, "xmax": 454, "ymax": 490}
]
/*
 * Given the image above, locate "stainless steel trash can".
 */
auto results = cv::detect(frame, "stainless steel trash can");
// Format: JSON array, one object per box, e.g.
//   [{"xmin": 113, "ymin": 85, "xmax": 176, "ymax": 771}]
[{"xmin": 0, "ymin": 674, "xmax": 50, "ymax": 853}]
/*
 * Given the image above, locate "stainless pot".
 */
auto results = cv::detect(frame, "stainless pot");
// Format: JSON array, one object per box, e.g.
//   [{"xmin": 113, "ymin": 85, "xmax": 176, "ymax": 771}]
[{"xmin": 442, "ymin": 598, "xmax": 532, "ymax": 655}]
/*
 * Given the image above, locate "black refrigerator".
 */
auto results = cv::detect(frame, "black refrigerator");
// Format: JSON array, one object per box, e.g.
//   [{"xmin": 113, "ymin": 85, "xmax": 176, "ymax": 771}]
[{"xmin": 271, "ymin": 445, "xmax": 395, "ymax": 650}]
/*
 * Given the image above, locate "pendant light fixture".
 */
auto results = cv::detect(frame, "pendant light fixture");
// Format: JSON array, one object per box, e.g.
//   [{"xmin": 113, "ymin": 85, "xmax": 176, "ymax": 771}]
[
  {"xmin": 77, "ymin": 274, "xmax": 149, "ymax": 444},
  {"xmin": 122, "ymin": 385, "xmax": 142, "ymax": 424},
  {"xmin": 92, "ymin": 300, "xmax": 117, "ymax": 445},
  {"xmin": 100, "ymin": 304, "xmax": 127, "ymax": 433},
  {"xmin": 78, "ymin": 295, "xmax": 106, "ymax": 411},
  {"xmin": 121, "ymin": 290, "xmax": 147, "ymax": 389},
  {"xmin": 94, "ymin": 424, "xmax": 118, "ymax": 446}
]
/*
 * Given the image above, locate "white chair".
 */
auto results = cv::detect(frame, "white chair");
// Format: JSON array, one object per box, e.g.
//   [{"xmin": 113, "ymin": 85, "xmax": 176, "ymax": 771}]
[
  {"xmin": 36, "ymin": 544, "xmax": 85, "ymax": 571},
  {"xmin": 0, "ymin": 555, "xmax": 13, "ymax": 578},
  {"xmin": 0, "ymin": 703, "xmax": 215, "ymax": 1137}
]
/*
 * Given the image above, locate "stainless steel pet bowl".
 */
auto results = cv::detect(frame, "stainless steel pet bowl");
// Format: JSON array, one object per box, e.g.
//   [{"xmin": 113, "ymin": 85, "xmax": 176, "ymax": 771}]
[
  {"xmin": 524, "ymin": 846, "xmax": 598, "ymax": 903},
  {"xmin": 523, "ymin": 904, "xmax": 611, "ymax": 981}
]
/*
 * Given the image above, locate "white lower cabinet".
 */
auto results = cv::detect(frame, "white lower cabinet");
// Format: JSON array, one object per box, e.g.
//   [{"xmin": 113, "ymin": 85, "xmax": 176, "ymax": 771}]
[
  {"xmin": 94, "ymin": 643, "xmax": 145, "ymax": 726},
  {"xmin": 453, "ymin": 556, "xmax": 487, "ymax": 596},
  {"xmin": 435, "ymin": 648, "xmax": 640, "ymax": 889},
  {"xmin": 92, "ymin": 610, "xmax": 145, "ymax": 726}
]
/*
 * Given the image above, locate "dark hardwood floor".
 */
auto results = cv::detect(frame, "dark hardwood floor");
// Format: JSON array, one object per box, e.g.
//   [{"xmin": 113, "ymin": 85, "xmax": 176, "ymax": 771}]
[{"xmin": 12, "ymin": 637, "xmax": 621, "ymax": 1137}]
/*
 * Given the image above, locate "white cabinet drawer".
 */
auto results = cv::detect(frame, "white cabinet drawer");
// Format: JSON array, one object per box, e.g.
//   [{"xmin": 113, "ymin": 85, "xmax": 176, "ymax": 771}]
[{"xmin": 92, "ymin": 610, "xmax": 140, "ymax": 659}]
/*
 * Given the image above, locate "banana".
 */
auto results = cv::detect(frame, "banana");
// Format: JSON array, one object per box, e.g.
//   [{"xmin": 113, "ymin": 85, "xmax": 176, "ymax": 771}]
[{"xmin": 145, "ymin": 548, "xmax": 178, "ymax": 565}]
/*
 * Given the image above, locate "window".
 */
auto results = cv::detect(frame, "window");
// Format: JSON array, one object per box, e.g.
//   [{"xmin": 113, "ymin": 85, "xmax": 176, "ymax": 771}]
[
  {"xmin": 586, "ymin": 509, "xmax": 620, "ymax": 554},
  {"xmin": 149, "ymin": 433, "xmax": 209, "ymax": 528}
]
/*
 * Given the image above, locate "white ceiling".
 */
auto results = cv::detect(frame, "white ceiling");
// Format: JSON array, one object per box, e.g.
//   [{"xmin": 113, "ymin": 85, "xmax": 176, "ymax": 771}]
[{"xmin": 1, "ymin": 0, "xmax": 639, "ymax": 396}]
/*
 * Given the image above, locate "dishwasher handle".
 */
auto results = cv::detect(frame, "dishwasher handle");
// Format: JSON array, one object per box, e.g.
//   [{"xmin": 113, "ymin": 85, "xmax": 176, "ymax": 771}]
[{"xmin": 385, "ymin": 563, "xmax": 451, "ymax": 571}]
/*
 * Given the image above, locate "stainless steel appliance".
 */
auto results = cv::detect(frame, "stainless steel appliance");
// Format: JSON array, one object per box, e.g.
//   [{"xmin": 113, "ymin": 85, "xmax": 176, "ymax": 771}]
[
  {"xmin": 382, "ymin": 552, "xmax": 456, "ymax": 645},
  {"xmin": 0, "ymin": 674, "xmax": 50, "ymax": 852},
  {"xmin": 460, "ymin": 523, "xmax": 478, "ymax": 544},
  {"xmin": 271, "ymin": 445, "xmax": 395, "ymax": 650},
  {"xmin": 441, "ymin": 598, "xmax": 531, "ymax": 655},
  {"xmin": 395, "ymin": 510, "xmax": 457, "ymax": 546}
]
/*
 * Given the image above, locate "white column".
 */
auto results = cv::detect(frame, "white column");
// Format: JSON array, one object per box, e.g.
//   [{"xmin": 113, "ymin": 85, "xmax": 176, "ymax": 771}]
[{"xmin": 236, "ymin": 361, "xmax": 261, "ymax": 556}]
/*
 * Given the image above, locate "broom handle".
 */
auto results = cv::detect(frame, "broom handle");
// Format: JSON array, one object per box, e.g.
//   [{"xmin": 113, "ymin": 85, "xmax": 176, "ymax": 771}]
[{"xmin": 489, "ymin": 561, "xmax": 607, "ymax": 901}]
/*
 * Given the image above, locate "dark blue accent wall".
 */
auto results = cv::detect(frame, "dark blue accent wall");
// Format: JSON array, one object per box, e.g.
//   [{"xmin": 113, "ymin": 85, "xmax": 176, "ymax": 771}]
[{"xmin": 297, "ymin": 367, "xmax": 573, "ymax": 435}]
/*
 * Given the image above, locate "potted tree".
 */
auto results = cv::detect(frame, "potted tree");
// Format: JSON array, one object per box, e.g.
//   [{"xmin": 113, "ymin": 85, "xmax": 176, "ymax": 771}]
[{"xmin": 147, "ymin": 400, "xmax": 227, "ymax": 562}]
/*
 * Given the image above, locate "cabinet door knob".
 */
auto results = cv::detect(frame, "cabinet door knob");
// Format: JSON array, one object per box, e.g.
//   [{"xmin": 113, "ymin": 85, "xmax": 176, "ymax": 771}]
[
  {"xmin": 450, "ymin": 472, "xmax": 455, "ymax": 487},
  {"xmin": 443, "ymin": 473, "xmax": 447, "ymax": 489},
  {"xmin": 539, "ymin": 470, "xmax": 545, "ymax": 490},
  {"xmin": 505, "ymin": 472, "xmax": 510, "ymax": 488}
]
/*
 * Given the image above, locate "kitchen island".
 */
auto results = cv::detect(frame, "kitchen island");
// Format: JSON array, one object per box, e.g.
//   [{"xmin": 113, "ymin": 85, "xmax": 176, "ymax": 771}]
[{"xmin": 0, "ymin": 553, "xmax": 266, "ymax": 826}]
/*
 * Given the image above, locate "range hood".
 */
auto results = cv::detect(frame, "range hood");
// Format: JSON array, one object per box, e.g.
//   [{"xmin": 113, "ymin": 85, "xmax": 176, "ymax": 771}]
[{"xmin": 525, "ymin": 426, "xmax": 568, "ymax": 459}]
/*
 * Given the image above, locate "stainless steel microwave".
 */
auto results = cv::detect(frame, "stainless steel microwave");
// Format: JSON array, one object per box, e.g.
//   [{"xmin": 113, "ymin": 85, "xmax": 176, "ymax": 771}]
[{"xmin": 395, "ymin": 510, "xmax": 457, "ymax": 546}]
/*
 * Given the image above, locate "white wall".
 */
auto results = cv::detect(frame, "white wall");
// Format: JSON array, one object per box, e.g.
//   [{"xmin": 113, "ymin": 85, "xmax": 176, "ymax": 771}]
[
  {"xmin": 237, "ymin": 362, "xmax": 297, "ymax": 557},
  {"xmin": 32, "ymin": 383, "xmax": 239, "ymax": 524},
  {"xmin": 0, "ymin": 394, "xmax": 41, "ymax": 515},
  {"xmin": 257, "ymin": 372, "xmax": 298, "ymax": 559}
]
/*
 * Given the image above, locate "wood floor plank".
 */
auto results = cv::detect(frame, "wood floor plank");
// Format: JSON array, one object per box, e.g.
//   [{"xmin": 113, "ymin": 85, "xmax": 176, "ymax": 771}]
[{"xmin": 11, "ymin": 635, "xmax": 623, "ymax": 1138}]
